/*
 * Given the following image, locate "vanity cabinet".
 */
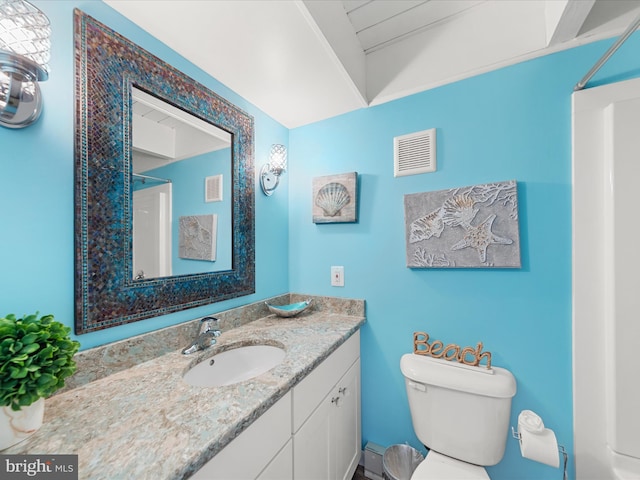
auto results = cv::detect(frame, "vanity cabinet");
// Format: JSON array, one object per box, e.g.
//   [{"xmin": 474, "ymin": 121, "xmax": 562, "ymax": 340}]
[
  {"xmin": 190, "ymin": 331, "xmax": 360, "ymax": 480},
  {"xmin": 292, "ymin": 331, "xmax": 361, "ymax": 480}
]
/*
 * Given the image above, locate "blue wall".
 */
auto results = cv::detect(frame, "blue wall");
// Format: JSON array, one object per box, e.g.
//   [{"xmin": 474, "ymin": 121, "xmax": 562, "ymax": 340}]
[
  {"xmin": 3, "ymin": 1, "xmax": 640, "ymax": 479},
  {"xmin": 288, "ymin": 33, "xmax": 640, "ymax": 480},
  {"xmin": 0, "ymin": 0, "xmax": 289, "ymax": 351}
]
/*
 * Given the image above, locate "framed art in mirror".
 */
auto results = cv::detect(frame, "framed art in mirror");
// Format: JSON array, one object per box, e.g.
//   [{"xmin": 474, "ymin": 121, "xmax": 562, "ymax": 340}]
[{"xmin": 73, "ymin": 10, "xmax": 255, "ymax": 334}]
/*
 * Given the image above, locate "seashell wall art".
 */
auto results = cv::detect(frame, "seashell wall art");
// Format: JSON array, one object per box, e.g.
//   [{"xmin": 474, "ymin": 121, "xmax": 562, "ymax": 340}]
[
  {"xmin": 404, "ymin": 180, "xmax": 521, "ymax": 268},
  {"xmin": 179, "ymin": 214, "xmax": 218, "ymax": 261},
  {"xmin": 312, "ymin": 172, "xmax": 358, "ymax": 223}
]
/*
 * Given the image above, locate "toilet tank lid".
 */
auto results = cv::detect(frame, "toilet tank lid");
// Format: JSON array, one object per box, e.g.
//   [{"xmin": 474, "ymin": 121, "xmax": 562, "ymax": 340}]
[{"xmin": 401, "ymin": 353, "xmax": 517, "ymax": 398}]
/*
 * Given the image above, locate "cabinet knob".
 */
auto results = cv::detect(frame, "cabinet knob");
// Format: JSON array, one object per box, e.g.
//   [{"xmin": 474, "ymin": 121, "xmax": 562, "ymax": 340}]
[
  {"xmin": 331, "ymin": 396, "xmax": 340, "ymax": 405},
  {"xmin": 338, "ymin": 387, "xmax": 347, "ymax": 395}
]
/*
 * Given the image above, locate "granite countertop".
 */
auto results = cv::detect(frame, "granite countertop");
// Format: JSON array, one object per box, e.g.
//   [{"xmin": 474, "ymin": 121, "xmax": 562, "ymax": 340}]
[{"xmin": 6, "ymin": 309, "xmax": 365, "ymax": 479}]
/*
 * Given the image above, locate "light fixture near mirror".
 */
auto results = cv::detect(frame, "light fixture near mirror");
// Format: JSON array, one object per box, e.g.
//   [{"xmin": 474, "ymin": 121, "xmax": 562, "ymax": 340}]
[
  {"xmin": 73, "ymin": 10, "xmax": 255, "ymax": 334},
  {"xmin": 0, "ymin": 0, "xmax": 51, "ymax": 128},
  {"xmin": 260, "ymin": 144, "xmax": 287, "ymax": 196}
]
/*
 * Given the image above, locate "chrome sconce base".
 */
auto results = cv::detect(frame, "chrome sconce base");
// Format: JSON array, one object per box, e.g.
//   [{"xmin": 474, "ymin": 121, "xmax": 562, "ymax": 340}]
[
  {"xmin": 260, "ymin": 163, "xmax": 281, "ymax": 196},
  {"xmin": 0, "ymin": 50, "xmax": 47, "ymax": 128}
]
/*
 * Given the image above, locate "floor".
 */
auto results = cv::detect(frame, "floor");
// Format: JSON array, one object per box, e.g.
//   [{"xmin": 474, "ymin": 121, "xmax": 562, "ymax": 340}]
[{"xmin": 352, "ymin": 465, "xmax": 371, "ymax": 480}]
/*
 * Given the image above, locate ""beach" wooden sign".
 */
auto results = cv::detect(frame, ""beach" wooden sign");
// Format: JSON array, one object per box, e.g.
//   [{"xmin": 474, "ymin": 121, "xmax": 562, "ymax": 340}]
[{"xmin": 413, "ymin": 332, "xmax": 492, "ymax": 369}]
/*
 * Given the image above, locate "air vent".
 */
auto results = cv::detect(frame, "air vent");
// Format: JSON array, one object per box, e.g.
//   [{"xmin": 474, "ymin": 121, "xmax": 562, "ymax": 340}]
[
  {"xmin": 205, "ymin": 174, "xmax": 223, "ymax": 202},
  {"xmin": 394, "ymin": 128, "xmax": 436, "ymax": 177}
]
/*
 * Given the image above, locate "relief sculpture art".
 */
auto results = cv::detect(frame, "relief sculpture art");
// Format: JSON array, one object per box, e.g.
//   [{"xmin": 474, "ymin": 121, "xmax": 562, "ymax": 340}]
[{"xmin": 404, "ymin": 180, "xmax": 521, "ymax": 268}]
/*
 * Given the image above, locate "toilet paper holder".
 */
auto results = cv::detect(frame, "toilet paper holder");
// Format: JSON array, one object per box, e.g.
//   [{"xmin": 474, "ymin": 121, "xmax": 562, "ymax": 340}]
[
  {"xmin": 511, "ymin": 427, "xmax": 568, "ymax": 480},
  {"xmin": 511, "ymin": 426, "xmax": 567, "ymax": 455}
]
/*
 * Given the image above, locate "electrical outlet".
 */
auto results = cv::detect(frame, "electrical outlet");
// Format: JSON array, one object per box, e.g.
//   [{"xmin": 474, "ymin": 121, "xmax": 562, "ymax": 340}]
[{"xmin": 331, "ymin": 266, "xmax": 344, "ymax": 287}]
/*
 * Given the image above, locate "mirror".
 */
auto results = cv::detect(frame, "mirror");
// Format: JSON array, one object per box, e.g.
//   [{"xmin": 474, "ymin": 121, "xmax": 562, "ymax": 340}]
[
  {"xmin": 131, "ymin": 87, "xmax": 232, "ymax": 279},
  {"xmin": 73, "ymin": 10, "xmax": 255, "ymax": 334}
]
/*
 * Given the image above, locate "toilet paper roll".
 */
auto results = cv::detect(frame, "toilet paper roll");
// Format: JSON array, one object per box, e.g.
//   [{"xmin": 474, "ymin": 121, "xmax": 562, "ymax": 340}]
[
  {"xmin": 518, "ymin": 410, "xmax": 544, "ymax": 433},
  {"xmin": 518, "ymin": 421, "xmax": 560, "ymax": 467}
]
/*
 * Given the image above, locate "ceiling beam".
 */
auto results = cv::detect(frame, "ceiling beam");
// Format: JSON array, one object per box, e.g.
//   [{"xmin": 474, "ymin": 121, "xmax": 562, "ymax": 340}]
[
  {"xmin": 545, "ymin": 0, "xmax": 596, "ymax": 46},
  {"xmin": 300, "ymin": 0, "xmax": 368, "ymax": 105}
]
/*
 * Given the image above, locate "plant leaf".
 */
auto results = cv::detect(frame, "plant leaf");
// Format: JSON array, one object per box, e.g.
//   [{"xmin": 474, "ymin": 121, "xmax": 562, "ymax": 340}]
[{"xmin": 19, "ymin": 343, "xmax": 40, "ymax": 355}]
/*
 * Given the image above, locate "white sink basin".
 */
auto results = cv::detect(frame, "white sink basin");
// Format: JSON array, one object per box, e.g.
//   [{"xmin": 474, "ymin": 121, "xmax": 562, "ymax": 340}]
[{"xmin": 183, "ymin": 344, "xmax": 286, "ymax": 387}]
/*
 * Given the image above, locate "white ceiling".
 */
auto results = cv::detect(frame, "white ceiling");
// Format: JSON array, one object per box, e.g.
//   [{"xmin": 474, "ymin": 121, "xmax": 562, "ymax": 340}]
[{"xmin": 104, "ymin": 0, "xmax": 640, "ymax": 129}]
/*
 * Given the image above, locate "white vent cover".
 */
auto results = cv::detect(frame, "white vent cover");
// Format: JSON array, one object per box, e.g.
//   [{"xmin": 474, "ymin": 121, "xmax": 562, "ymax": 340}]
[
  {"xmin": 394, "ymin": 128, "xmax": 436, "ymax": 177},
  {"xmin": 205, "ymin": 175, "xmax": 223, "ymax": 202}
]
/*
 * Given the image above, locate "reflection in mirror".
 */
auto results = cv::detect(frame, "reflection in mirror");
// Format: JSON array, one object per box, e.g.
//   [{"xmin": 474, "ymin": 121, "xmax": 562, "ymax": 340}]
[
  {"xmin": 131, "ymin": 87, "xmax": 232, "ymax": 280},
  {"xmin": 74, "ymin": 10, "xmax": 255, "ymax": 334}
]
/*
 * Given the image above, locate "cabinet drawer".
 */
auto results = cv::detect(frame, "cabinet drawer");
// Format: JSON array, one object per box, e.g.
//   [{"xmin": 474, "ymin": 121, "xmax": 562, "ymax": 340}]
[{"xmin": 292, "ymin": 331, "xmax": 360, "ymax": 432}]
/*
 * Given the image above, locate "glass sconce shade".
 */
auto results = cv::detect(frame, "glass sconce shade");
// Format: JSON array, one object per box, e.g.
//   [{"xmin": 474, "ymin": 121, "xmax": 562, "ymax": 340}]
[
  {"xmin": 0, "ymin": 0, "xmax": 50, "ymax": 71},
  {"xmin": 260, "ymin": 144, "xmax": 288, "ymax": 196},
  {"xmin": 268, "ymin": 143, "xmax": 287, "ymax": 175},
  {"xmin": 0, "ymin": 0, "xmax": 50, "ymax": 128}
]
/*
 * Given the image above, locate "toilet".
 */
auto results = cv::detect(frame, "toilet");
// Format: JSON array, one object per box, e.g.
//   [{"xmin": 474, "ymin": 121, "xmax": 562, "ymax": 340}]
[{"xmin": 400, "ymin": 353, "xmax": 517, "ymax": 479}]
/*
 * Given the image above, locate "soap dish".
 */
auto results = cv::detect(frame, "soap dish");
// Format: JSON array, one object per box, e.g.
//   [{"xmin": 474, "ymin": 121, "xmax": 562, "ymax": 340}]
[{"xmin": 266, "ymin": 299, "xmax": 313, "ymax": 318}]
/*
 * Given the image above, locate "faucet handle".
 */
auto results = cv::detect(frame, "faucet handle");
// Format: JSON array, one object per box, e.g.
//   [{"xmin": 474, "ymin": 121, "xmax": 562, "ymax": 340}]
[{"xmin": 199, "ymin": 316, "xmax": 219, "ymax": 334}]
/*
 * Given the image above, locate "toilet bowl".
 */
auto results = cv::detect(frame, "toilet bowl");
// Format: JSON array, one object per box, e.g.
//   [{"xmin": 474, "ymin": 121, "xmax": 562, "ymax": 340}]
[
  {"xmin": 411, "ymin": 451, "xmax": 489, "ymax": 479},
  {"xmin": 400, "ymin": 353, "xmax": 516, "ymax": 480}
]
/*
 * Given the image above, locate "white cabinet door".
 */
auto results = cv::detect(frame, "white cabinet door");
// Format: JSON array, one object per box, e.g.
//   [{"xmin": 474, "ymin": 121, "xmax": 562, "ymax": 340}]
[
  {"xmin": 293, "ymin": 392, "xmax": 333, "ymax": 480},
  {"xmin": 293, "ymin": 357, "xmax": 361, "ymax": 480},
  {"xmin": 332, "ymin": 359, "xmax": 361, "ymax": 480},
  {"xmin": 258, "ymin": 439, "xmax": 293, "ymax": 480}
]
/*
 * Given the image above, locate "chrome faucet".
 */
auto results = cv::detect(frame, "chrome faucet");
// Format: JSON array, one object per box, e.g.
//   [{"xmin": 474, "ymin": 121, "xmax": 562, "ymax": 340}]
[{"xmin": 181, "ymin": 317, "xmax": 221, "ymax": 355}]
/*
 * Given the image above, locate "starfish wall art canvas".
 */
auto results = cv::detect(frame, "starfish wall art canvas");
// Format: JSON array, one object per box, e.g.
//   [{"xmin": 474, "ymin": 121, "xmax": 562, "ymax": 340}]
[{"xmin": 403, "ymin": 180, "xmax": 521, "ymax": 268}]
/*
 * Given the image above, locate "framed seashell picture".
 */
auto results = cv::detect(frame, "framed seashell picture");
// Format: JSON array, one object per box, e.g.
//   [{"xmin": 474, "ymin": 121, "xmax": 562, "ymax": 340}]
[
  {"xmin": 179, "ymin": 214, "xmax": 218, "ymax": 261},
  {"xmin": 312, "ymin": 172, "xmax": 358, "ymax": 223},
  {"xmin": 404, "ymin": 180, "xmax": 521, "ymax": 268}
]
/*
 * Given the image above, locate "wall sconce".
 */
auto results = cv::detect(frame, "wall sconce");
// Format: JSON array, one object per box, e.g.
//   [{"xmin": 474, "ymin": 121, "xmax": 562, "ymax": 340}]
[
  {"xmin": 260, "ymin": 144, "xmax": 287, "ymax": 196},
  {"xmin": 0, "ymin": 0, "xmax": 51, "ymax": 129}
]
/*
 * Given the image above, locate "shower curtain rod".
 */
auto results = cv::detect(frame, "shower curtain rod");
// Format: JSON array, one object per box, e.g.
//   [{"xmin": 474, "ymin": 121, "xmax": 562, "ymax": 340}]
[
  {"xmin": 575, "ymin": 11, "xmax": 640, "ymax": 91},
  {"xmin": 132, "ymin": 173, "xmax": 171, "ymax": 184}
]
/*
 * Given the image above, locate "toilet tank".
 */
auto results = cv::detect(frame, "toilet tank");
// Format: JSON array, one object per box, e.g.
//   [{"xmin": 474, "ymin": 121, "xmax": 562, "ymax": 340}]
[{"xmin": 401, "ymin": 353, "xmax": 516, "ymax": 466}]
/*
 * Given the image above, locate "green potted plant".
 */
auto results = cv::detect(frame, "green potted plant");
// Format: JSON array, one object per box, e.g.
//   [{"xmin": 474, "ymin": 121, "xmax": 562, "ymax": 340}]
[{"xmin": 0, "ymin": 313, "xmax": 80, "ymax": 450}]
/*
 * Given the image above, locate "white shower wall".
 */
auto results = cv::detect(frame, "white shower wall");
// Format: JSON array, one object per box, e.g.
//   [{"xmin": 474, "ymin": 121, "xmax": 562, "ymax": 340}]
[
  {"xmin": 603, "ymin": 100, "xmax": 640, "ymax": 462},
  {"xmin": 573, "ymin": 77, "xmax": 640, "ymax": 479}
]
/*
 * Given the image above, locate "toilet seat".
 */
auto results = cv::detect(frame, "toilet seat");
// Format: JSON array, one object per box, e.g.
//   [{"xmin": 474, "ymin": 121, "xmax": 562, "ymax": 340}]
[{"xmin": 411, "ymin": 451, "xmax": 490, "ymax": 480}]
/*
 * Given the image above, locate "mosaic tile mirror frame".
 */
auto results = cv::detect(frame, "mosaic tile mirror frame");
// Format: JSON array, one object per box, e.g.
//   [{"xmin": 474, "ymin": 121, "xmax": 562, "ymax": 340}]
[{"xmin": 74, "ymin": 11, "xmax": 255, "ymax": 333}]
